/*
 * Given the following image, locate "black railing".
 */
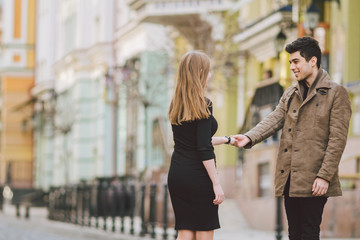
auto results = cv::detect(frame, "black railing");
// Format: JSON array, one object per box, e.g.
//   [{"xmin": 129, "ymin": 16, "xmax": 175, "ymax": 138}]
[
  {"xmin": 0, "ymin": 185, "xmax": 3, "ymax": 211},
  {"xmin": 47, "ymin": 179, "xmax": 175, "ymax": 239}
]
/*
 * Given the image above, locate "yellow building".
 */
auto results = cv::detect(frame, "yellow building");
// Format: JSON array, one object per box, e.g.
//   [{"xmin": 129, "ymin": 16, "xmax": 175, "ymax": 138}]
[
  {"xmin": 0, "ymin": 0, "xmax": 36, "ymax": 189},
  {"xmin": 234, "ymin": 0, "xmax": 360, "ymax": 237}
]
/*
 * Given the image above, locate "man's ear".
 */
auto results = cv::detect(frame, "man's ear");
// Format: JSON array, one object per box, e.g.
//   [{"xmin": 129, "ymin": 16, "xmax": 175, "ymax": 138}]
[{"xmin": 311, "ymin": 56, "xmax": 317, "ymax": 67}]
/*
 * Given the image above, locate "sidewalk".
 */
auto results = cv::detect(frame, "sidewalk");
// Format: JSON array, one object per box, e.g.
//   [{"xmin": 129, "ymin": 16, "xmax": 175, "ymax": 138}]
[
  {"xmin": 215, "ymin": 200, "xmax": 277, "ymax": 240},
  {"xmin": 0, "ymin": 200, "xmax": 358, "ymax": 240},
  {"xmin": 0, "ymin": 203, "xmax": 153, "ymax": 240},
  {"xmin": 215, "ymin": 199, "xmax": 359, "ymax": 240}
]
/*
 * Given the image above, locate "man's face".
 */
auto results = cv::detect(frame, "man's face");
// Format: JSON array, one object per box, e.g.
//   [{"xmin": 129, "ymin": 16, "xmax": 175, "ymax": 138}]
[{"xmin": 289, "ymin": 51, "xmax": 316, "ymax": 81}]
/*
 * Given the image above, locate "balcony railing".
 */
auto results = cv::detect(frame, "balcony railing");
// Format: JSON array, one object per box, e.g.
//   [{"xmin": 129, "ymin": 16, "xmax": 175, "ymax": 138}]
[{"xmin": 129, "ymin": 0, "xmax": 234, "ymax": 23}]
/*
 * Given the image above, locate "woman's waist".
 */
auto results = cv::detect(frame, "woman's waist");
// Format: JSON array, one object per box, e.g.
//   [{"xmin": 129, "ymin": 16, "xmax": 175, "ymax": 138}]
[
  {"xmin": 172, "ymin": 149, "xmax": 199, "ymax": 161},
  {"xmin": 173, "ymin": 145, "xmax": 197, "ymax": 152}
]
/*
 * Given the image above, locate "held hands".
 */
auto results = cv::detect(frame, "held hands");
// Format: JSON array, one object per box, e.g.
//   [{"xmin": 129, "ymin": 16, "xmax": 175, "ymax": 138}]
[
  {"xmin": 230, "ymin": 134, "xmax": 251, "ymax": 148},
  {"xmin": 312, "ymin": 177, "xmax": 329, "ymax": 196},
  {"xmin": 213, "ymin": 183, "xmax": 225, "ymax": 205}
]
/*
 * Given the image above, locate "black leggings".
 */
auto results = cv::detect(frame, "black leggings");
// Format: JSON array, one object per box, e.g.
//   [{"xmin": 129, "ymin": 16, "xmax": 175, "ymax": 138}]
[{"xmin": 284, "ymin": 178, "xmax": 327, "ymax": 240}]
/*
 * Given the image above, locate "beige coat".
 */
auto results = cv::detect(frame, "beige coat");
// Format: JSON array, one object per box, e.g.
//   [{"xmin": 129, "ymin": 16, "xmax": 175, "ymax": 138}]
[{"xmin": 245, "ymin": 69, "xmax": 352, "ymax": 197}]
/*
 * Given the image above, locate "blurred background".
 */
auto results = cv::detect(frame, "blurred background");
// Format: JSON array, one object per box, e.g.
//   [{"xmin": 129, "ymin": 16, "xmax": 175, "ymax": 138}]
[{"xmin": 0, "ymin": 0, "xmax": 359, "ymax": 239}]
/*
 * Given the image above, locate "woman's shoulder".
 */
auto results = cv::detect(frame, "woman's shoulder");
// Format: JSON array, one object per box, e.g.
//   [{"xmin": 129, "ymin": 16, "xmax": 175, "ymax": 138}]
[{"xmin": 205, "ymin": 97, "xmax": 212, "ymax": 105}]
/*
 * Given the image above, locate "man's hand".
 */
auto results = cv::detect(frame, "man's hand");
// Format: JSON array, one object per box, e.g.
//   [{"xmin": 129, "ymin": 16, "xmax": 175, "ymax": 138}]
[
  {"xmin": 231, "ymin": 134, "xmax": 251, "ymax": 148},
  {"xmin": 312, "ymin": 177, "xmax": 329, "ymax": 196}
]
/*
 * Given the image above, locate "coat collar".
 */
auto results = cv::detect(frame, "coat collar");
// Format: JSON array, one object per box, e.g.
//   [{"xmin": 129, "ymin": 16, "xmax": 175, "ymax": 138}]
[
  {"xmin": 294, "ymin": 68, "xmax": 332, "ymax": 105},
  {"xmin": 295, "ymin": 68, "xmax": 332, "ymax": 91}
]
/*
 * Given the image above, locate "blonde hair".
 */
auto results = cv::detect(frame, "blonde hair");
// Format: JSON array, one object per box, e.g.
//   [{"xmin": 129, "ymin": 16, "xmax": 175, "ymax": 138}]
[{"xmin": 169, "ymin": 51, "xmax": 211, "ymax": 125}]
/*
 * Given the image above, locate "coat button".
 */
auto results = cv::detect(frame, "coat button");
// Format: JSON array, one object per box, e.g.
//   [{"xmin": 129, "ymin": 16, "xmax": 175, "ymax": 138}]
[
  {"xmin": 316, "ymin": 103, "xmax": 319, "ymax": 106},
  {"xmin": 284, "ymin": 148, "xmax": 288, "ymax": 152},
  {"xmin": 281, "ymin": 170, "xmax": 284, "ymax": 173},
  {"xmin": 293, "ymin": 110, "xmax": 297, "ymax": 113},
  {"xmin": 288, "ymin": 128, "xmax": 291, "ymax": 132}
]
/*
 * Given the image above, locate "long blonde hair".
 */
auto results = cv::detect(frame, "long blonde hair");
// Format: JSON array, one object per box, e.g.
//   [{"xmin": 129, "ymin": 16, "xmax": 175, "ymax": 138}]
[{"xmin": 169, "ymin": 51, "xmax": 211, "ymax": 125}]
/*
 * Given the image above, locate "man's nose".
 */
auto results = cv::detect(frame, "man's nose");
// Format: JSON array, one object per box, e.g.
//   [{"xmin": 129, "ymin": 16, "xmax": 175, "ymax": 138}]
[{"xmin": 290, "ymin": 63, "xmax": 295, "ymax": 70}]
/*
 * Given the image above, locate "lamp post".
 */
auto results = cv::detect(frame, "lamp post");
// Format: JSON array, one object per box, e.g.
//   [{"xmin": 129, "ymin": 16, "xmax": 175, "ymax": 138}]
[
  {"xmin": 119, "ymin": 58, "xmax": 142, "ymax": 176},
  {"xmin": 105, "ymin": 69, "xmax": 119, "ymax": 178},
  {"xmin": 275, "ymin": 30, "xmax": 287, "ymax": 58},
  {"xmin": 304, "ymin": 2, "xmax": 320, "ymax": 36},
  {"xmin": 274, "ymin": 29, "xmax": 287, "ymax": 240}
]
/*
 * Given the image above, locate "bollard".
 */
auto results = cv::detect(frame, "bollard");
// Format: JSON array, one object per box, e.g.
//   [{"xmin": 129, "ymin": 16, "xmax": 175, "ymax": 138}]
[
  {"xmin": 119, "ymin": 181, "xmax": 126, "ymax": 233},
  {"xmin": 102, "ymin": 182, "xmax": 108, "ymax": 231},
  {"xmin": 16, "ymin": 203, "xmax": 20, "ymax": 218},
  {"xmin": 0, "ymin": 185, "xmax": 3, "ymax": 211},
  {"xmin": 75, "ymin": 186, "xmax": 79, "ymax": 225},
  {"xmin": 140, "ymin": 183, "xmax": 147, "ymax": 236},
  {"xmin": 71, "ymin": 186, "xmax": 76, "ymax": 224},
  {"xmin": 66, "ymin": 188, "xmax": 71, "ymax": 222},
  {"xmin": 149, "ymin": 183, "xmax": 157, "ymax": 239},
  {"xmin": 275, "ymin": 196, "xmax": 283, "ymax": 240},
  {"xmin": 129, "ymin": 183, "xmax": 135, "ymax": 235},
  {"xmin": 61, "ymin": 188, "xmax": 66, "ymax": 222},
  {"xmin": 25, "ymin": 205, "xmax": 30, "ymax": 219},
  {"xmin": 95, "ymin": 182, "xmax": 100, "ymax": 229},
  {"xmin": 54, "ymin": 188, "xmax": 59, "ymax": 220},
  {"xmin": 54, "ymin": 189, "xmax": 58, "ymax": 220},
  {"xmin": 48, "ymin": 189, "xmax": 54, "ymax": 220},
  {"xmin": 82, "ymin": 185, "xmax": 86, "ymax": 226},
  {"xmin": 88, "ymin": 185, "xmax": 92, "ymax": 227},
  {"xmin": 174, "ymin": 230, "xmax": 178, "ymax": 240},
  {"xmin": 162, "ymin": 183, "xmax": 168, "ymax": 240},
  {"xmin": 111, "ymin": 185, "xmax": 116, "ymax": 233},
  {"xmin": 64, "ymin": 188, "xmax": 69, "ymax": 222}
]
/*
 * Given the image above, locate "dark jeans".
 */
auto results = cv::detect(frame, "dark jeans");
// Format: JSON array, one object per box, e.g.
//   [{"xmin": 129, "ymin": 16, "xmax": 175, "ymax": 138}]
[{"xmin": 284, "ymin": 180, "xmax": 327, "ymax": 240}]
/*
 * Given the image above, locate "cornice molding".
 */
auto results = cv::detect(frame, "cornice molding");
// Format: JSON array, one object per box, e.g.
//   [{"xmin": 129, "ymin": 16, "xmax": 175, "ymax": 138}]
[{"xmin": 53, "ymin": 42, "xmax": 113, "ymax": 74}]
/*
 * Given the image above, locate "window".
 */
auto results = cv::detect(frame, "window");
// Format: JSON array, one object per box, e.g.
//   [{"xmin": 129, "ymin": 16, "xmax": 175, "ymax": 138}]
[{"xmin": 258, "ymin": 162, "xmax": 271, "ymax": 197}]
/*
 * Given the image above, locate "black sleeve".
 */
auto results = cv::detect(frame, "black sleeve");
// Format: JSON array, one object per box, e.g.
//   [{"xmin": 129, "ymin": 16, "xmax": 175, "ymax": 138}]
[{"xmin": 196, "ymin": 115, "xmax": 215, "ymax": 161}]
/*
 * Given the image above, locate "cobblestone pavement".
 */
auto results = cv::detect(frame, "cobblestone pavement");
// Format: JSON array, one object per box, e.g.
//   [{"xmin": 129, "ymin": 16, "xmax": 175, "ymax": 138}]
[
  {"xmin": 0, "ymin": 200, "xmax": 358, "ymax": 240},
  {"xmin": 0, "ymin": 203, "xmax": 155, "ymax": 240}
]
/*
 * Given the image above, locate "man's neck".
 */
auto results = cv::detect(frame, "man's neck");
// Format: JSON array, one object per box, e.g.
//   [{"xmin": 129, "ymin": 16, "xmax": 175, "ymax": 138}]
[{"xmin": 305, "ymin": 68, "xmax": 319, "ymax": 87}]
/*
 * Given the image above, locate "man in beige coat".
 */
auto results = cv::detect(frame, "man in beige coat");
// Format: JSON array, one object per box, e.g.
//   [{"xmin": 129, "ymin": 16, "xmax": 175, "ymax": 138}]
[{"xmin": 233, "ymin": 37, "xmax": 352, "ymax": 240}]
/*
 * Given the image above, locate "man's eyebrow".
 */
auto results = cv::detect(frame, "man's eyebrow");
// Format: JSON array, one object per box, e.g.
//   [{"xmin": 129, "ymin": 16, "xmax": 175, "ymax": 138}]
[{"xmin": 289, "ymin": 58, "xmax": 300, "ymax": 62}]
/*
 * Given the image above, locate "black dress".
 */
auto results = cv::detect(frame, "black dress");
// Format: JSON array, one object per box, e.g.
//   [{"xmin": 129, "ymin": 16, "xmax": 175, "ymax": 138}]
[{"xmin": 168, "ymin": 104, "xmax": 219, "ymax": 231}]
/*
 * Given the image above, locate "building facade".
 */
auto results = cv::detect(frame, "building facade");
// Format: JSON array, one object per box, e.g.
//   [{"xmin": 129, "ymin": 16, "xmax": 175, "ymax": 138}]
[
  {"xmin": 33, "ymin": 0, "xmax": 118, "ymax": 189},
  {"xmin": 0, "ymin": 0, "xmax": 36, "ymax": 190},
  {"xmin": 124, "ymin": 0, "xmax": 240, "ymax": 194},
  {"xmin": 233, "ymin": 0, "xmax": 360, "ymax": 237}
]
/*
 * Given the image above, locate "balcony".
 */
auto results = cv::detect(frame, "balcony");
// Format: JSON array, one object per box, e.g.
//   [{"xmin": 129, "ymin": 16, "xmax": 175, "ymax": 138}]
[
  {"xmin": 234, "ymin": 7, "xmax": 294, "ymax": 61},
  {"xmin": 117, "ymin": 0, "xmax": 235, "ymax": 50},
  {"xmin": 128, "ymin": 0, "xmax": 234, "ymax": 25}
]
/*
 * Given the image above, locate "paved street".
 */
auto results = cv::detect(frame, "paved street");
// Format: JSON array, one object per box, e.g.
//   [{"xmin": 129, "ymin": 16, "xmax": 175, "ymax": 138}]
[
  {"xmin": 0, "ymin": 200, "xmax": 358, "ymax": 240},
  {"xmin": 0, "ymin": 203, "xmax": 151, "ymax": 240}
]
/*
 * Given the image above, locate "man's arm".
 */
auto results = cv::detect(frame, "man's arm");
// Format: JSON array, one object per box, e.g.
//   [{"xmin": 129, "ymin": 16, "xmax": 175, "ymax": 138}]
[
  {"xmin": 233, "ymin": 87, "xmax": 294, "ymax": 148},
  {"xmin": 316, "ymin": 86, "xmax": 352, "ymax": 182}
]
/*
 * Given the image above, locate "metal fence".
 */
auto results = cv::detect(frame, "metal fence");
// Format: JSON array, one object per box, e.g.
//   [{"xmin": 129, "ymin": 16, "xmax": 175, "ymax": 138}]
[{"xmin": 47, "ymin": 178, "xmax": 175, "ymax": 239}]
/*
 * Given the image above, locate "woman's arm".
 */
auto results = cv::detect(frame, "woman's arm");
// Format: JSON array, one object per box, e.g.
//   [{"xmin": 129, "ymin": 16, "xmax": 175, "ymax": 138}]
[
  {"xmin": 211, "ymin": 136, "xmax": 236, "ymax": 146},
  {"xmin": 202, "ymin": 159, "xmax": 224, "ymax": 205}
]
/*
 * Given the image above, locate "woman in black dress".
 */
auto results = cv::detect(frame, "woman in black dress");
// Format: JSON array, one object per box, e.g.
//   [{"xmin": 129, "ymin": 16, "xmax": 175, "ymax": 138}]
[{"xmin": 168, "ymin": 51, "xmax": 236, "ymax": 240}]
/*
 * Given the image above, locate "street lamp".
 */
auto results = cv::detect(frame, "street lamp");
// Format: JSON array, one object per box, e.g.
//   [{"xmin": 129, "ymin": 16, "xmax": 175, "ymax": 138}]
[
  {"xmin": 274, "ymin": 29, "xmax": 287, "ymax": 240},
  {"xmin": 223, "ymin": 61, "xmax": 235, "ymax": 79},
  {"xmin": 275, "ymin": 30, "xmax": 287, "ymax": 58},
  {"xmin": 104, "ymin": 69, "xmax": 120, "ymax": 178},
  {"xmin": 305, "ymin": 2, "xmax": 320, "ymax": 35}
]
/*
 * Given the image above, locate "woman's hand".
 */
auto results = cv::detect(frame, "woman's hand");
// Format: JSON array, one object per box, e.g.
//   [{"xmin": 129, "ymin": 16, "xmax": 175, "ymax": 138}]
[
  {"xmin": 213, "ymin": 183, "xmax": 225, "ymax": 205},
  {"xmin": 229, "ymin": 137, "xmax": 237, "ymax": 146}
]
